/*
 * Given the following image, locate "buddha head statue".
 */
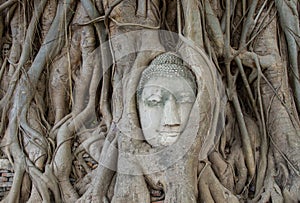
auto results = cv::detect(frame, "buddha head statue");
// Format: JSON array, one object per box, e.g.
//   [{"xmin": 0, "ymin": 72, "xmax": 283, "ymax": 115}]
[{"xmin": 137, "ymin": 52, "xmax": 197, "ymax": 147}]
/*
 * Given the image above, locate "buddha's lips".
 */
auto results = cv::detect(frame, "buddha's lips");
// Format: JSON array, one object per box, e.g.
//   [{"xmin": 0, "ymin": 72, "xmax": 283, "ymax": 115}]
[{"xmin": 158, "ymin": 131, "xmax": 180, "ymax": 137}]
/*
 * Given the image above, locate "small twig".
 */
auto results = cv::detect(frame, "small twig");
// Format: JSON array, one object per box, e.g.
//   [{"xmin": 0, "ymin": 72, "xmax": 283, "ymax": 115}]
[
  {"xmin": 232, "ymin": 6, "xmax": 250, "ymax": 34},
  {"xmin": 239, "ymin": 0, "xmax": 258, "ymax": 49},
  {"xmin": 253, "ymin": 54, "xmax": 268, "ymax": 195},
  {"xmin": 231, "ymin": 10, "xmax": 277, "ymax": 60},
  {"xmin": 197, "ymin": 160, "xmax": 210, "ymax": 182},
  {"xmin": 254, "ymin": 0, "xmax": 269, "ymax": 24},
  {"xmin": 259, "ymin": 70, "xmax": 300, "ymax": 129},
  {"xmin": 73, "ymin": 15, "xmax": 104, "ymax": 26},
  {"xmin": 109, "ymin": 17, "xmax": 160, "ymax": 29},
  {"xmin": 266, "ymin": 86, "xmax": 278, "ymax": 131},
  {"xmin": 234, "ymin": 56, "xmax": 263, "ymax": 135},
  {"xmin": 234, "ymin": 57, "xmax": 256, "ymax": 111},
  {"xmin": 177, "ymin": 0, "xmax": 182, "ymax": 34},
  {"xmin": 65, "ymin": 8, "xmax": 73, "ymax": 115},
  {"xmin": 50, "ymin": 114, "xmax": 72, "ymax": 136},
  {"xmin": 249, "ymin": 9, "xmax": 277, "ymax": 47},
  {"xmin": 104, "ymin": 0, "xmax": 125, "ymax": 28},
  {"xmin": 254, "ymin": 54, "xmax": 267, "ymax": 142},
  {"xmin": 250, "ymin": 1, "xmax": 275, "ymax": 49},
  {"xmin": 242, "ymin": 0, "xmax": 246, "ymax": 16},
  {"xmin": 149, "ymin": 0, "xmax": 161, "ymax": 23},
  {"xmin": 52, "ymin": 134, "xmax": 75, "ymax": 164},
  {"xmin": 269, "ymin": 135, "xmax": 300, "ymax": 176}
]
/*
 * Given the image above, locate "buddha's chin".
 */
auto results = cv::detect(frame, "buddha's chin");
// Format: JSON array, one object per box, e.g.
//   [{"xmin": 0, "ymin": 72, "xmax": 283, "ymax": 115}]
[{"xmin": 160, "ymin": 134, "xmax": 179, "ymax": 146}]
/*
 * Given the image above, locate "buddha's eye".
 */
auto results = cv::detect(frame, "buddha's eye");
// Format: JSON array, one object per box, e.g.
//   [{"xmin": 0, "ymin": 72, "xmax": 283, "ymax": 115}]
[{"xmin": 145, "ymin": 95, "xmax": 162, "ymax": 106}]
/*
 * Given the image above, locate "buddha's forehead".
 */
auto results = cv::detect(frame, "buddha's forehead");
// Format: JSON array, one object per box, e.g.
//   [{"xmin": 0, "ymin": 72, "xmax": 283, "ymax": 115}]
[{"xmin": 142, "ymin": 77, "xmax": 196, "ymax": 96}]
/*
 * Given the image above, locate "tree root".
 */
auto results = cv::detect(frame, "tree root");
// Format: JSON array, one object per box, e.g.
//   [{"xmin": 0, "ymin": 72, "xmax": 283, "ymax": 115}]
[
  {"xmin": 1, "ymin": 115, "xmax": 61, "ymax": 203},
  {"xmin": 0, "ymin": 0, "xmax": 17, "ymax": 12},
  {"xmin": 251, "ymin": 150, "xmax": 285, "ymax": 203},
  {"xmin": 75, "ymin": 129, "xmax": 106, "ymax": 162},
  {"xmin": 76, "ymin": 127, "xmax": 118, "ymax": 202},
  {"xmin": 81, "ymin": 0, "xmax": 113, "ymax": 129},
  {"xmin": 275, "ymin": 0, "xmax": 300, "ymax": 112},
  {"xmin": 49, "ymin": 54, "xmax": 72, "ymax": 124},
  {"xmin": 203, "ymin": 0, "xmax": 224, "ymax": 57},
  {"xmin": 53, "ymin": 123, "xmax": 79, "ymax": 202},
  {"xmin": 198, "ymin": 164, "xmax": 239, "ymax": 203},
  {"xmin": 0, "ymin": 1, "xmax": 299, "ymax": 202},
  {"xmin": 181, "ymin": 0, "xmax": 203, "ymax": 48},
  {"xmin": 1, "ymin": 1, "xmax": 77, "ymax": 202},
  {"xmin": 223, "ymin": 0, "xmax": 256, "ymax": 181},
  {"xmin": 209, "ymin": 151, "xmax": 235, "ymax": 192},
  {"xmin": 52, "ymin": 45, "xmax": 101, "ymax": 202}
]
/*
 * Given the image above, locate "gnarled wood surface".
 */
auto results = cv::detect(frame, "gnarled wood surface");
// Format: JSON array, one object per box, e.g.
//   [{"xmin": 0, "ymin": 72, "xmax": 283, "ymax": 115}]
[{"xmin": 0, "ymin": 0, "xmax": 299, "ymax": 202}]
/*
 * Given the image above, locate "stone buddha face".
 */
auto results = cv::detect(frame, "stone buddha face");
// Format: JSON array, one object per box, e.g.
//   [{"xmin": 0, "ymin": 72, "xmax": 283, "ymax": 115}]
[{"xmin": 137, "ymin": 53, "xmax": 197, "ymax": 147}]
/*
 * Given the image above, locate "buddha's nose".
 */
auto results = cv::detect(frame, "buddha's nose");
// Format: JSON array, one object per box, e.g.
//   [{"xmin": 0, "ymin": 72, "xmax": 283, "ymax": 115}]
[{"xmin": 162, "ymin": 96, "xmax": 180, "ymax": 127}]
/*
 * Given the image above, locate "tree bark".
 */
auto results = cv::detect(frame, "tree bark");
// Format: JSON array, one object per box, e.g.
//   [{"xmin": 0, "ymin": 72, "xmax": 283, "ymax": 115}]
[{"xmin": 0, "ymin": 0, "xmax": 299, "ymax": 202}]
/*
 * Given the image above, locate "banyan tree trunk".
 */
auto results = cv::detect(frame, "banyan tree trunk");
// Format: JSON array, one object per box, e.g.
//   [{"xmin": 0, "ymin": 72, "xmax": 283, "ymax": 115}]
[{"xmin": 0, "ymin": 0, "xmax": 299, "ymax": 202}]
